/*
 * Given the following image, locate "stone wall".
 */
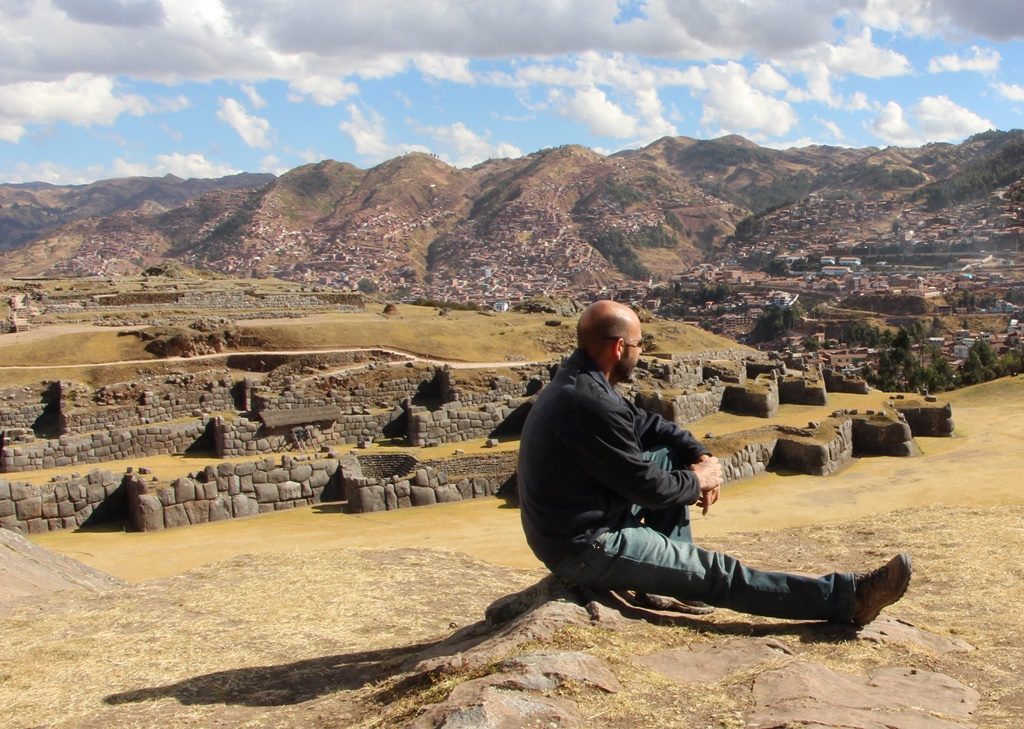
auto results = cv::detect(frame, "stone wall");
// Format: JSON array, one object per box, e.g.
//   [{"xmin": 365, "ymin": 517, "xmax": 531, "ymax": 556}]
[
  {"xmin": 721, "ymin": 375, "xmax": 780, "ymax": 418},
  {"xmin": 212, "ymin": 410, "xmax": 392, "ymax": 456},
  {"xmin": 771, "ymin": 420, "xmax": 854, "ymax": 476},
  {"xmin": 0, "ymin": 385, "xmax": 50, "ymax": 430},
  {"xmin": 635, "ymin": 383, "xmax": 726, "ymax": 426},
  {"xmin": 0, "ymin": 470, "xmax": 123, "ymax": 534},
  {"xmin": 850, "ymin": 410, "xmax": 919, "ymax": 457},
  {"xmin": 63, "ymin": 377, "xmax": 234, "ymax": 434},
  {"xmin": 421, "ymin": 451, "xmax": 518, "ymax": 483},
  {"xmin": 823, "ymin": 368, "xmax": 870, "ymax": 395},
  {"xmin": 407, "ymin": 399, "xmax": 529, "ymax": 447},
  {"xmin": 126, "ymin": 455, "xmax": 342, "ymax": 531},
  {"xmin": 712, "ymin": 432, "xmax": 779, "ymax": 484},
  {"xmin": 1, "ymin": 420, "xmax": 208, "ymax": 473},
  {"xmin": 890, "ymin": 398, "xmax": 955, "ymax": 437},
  {"xmin": 778, "ymin": 375, "xmax": 828, "ymax": 406},
  {"xmin": 343, "ymin": 463, "xmax": 499, "ymax": 514}
]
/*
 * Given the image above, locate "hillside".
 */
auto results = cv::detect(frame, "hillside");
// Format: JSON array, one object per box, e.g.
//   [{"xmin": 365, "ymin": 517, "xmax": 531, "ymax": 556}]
[
  {"xmin": 2, "ymin": 132, "xmax": 1024, "ymax": 295},
  {"xmin": 0, "ymin": 172, "xmax": 274, "ymax": 253}
]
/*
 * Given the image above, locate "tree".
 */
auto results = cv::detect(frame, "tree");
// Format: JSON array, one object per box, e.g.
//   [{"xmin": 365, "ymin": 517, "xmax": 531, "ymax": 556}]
[{"xmin": 357, "ymin": 278, "xmax": 379, "ymax": 294}]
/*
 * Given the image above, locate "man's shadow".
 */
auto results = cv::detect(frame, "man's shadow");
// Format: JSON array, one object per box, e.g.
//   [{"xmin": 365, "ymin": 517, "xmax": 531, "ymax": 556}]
[{"xmin": 103, "ymin": 640, "xmax": 437, "ymax": 708}]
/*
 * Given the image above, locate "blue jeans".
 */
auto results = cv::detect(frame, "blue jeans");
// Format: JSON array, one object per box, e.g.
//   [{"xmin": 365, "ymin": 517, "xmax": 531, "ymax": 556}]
[{"xmin": 550, "ymin": 447, "xmax": 855, "ymax": 622}]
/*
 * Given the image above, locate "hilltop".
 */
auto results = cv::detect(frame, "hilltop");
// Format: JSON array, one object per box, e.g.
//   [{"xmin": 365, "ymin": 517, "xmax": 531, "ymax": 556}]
[{"xmin": 3, "ymin": 131, "xmax": 1023, "ymax": 302}]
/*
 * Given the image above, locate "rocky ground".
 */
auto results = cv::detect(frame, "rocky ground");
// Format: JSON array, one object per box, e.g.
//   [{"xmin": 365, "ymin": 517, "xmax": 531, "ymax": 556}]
[{"xmin": 1, "ymin": 500, "xmax": 1022, "ymax": 728}]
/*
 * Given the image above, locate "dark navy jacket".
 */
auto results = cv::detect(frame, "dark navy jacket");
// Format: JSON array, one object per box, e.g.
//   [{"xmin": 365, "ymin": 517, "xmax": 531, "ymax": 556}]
[{"xmin": 517, "ymin": 349, "xmax": 709, "ymax": 567}]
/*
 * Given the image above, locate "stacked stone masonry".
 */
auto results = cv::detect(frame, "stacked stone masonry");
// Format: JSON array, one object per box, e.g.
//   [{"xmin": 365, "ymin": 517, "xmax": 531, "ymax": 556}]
[
  {"xmin": 127, "ymin": 455, "xmax": 342, "ymax": 531},
  {"xmin": 1, "ymin": 421, "xmax": 207, "ymax": 473},
  {"xmin": 343, "ymin": 462, "xmax": 499, "ymax": 514},
  {"xmin": 0, "ymin": 470, "xmax": 123, "ymax": 535}
]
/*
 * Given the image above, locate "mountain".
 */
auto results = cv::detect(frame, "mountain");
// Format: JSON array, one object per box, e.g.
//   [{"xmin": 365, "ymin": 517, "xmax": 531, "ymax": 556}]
[
  {"xmin": 0, "ymin": 172, "xmax": 275, "ymax": 253},
  {"xmin": 2, "ymin": 131, "xmax": 1023, "ymax": 295}
]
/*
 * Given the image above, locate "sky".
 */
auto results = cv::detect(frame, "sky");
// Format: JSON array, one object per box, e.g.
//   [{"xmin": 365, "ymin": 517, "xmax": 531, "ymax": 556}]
[{"xmin": 1, "ymin": 0, "xmax": 1023, "ymax": 185}]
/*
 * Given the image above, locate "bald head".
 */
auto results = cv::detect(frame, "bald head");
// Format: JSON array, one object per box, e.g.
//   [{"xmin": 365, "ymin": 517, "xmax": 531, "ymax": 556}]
[{"xmin": 577, "ymin": 300, "xmax": 641, "ymax": 356}]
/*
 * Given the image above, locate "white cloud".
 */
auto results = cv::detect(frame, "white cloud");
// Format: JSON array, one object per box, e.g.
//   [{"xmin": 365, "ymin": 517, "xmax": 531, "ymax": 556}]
[
  {"xmin": 785, "ymin": 62, "xmax": 840, "ymax": 107},
  {"xmin": 928, "ymin": 46, "xmax": 1001, "ymax": 73},
  {"xmin": 551, "ymin": 85, "xmax": 639, "ymax": 138},
  {"xmin": 864, "ymin": 0, "xmax": 1024, "ymax": 41},
  {"xmin": 847, "ymin": 91, "xmax": 871, "ymax": 111},
  {"xmin": 993, "ymin": 81, "xmax": 1024, "ymax": 102},
  {"xmin": 415, "ymin": 121, "xmax": 521, "ymax": 167},
  {"xmin": 339, "ymin": 104, "xmax": 426, "ymax": 163},
  {"xmin": 109, "ymin": 153, "xmax": 239, "ymax": 178},
  {"xmin": 699, "ymin": 62, "xmax": 798, "ymax": 137},
  {"xmin": 870, "ymin": 96, "xmax": 992, "ymax": 146},
  {"xmin": 0, "ymin": 152, "xmax": 240, "ymax": 184},
  {"xmin": 0, "ymin": 74, "xmax": 151, "ymax": 138},
  {"xmin": 750, "ymin": 64, "xmax": 790, "ymax": 93},
  {"xmin": 413, "ymin": 55, "xmax": 474, "ymax": 84},
  {"xmin": 216, "ymin": 97, "xmax": 273, "ymax": 148},
  {"xmin": 915, "ymin": 95, "xmax": 992, "ymax": 139},
  {"xmin": 286, "ymin": 76, "xmax": 359, "ymax": 106},
  {"xmin": 241, "ymin": 84, "xmax": 267, "ymax": 109},
  {"xmin": 156, "ymin": 94, "xmax": 190, "ymax": 112},
  {"xmin": 825, "ymin": 28, "xmax": 912, "ymax": 78},
  {"xmin": 0, "ymin": 160, "xmax": 101, "ymax": 184},
  {"xmin": 870, "ymin": 100, "xmax": 921, "ymax": 146},
  {"xmin": 816, "ymin": 116, "xmax": 845, "ymax": 141}
]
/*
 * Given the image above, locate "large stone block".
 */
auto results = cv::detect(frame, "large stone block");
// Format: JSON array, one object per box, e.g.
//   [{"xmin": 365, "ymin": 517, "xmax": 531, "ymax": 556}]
[
  {"xmin": 15, "ymin": 496, "xmax": 42, "ymax": 521},
  {"xmin": 254, "ymin": 482, "xmax": 279, "ymax": 502},
  {"xmin": 234, "ymin": 461, "xmax": 257, "ymax": 476},
  {"xmin": 10, "ymin": 482, "xmax": 33, "ymax": 501},
  {"xmin": 435, "ymin": 484, "xmax": 462, "ymax": 503},
  {"xmin": 356, "ymin": 485, "xmax": 386, "ymax": 512},
  {"xmin": 41, "ymin": 497, "xmax": 59, "ymax": 519},
  {"xmin": 410, "ymin": 485, "xmax": 437, "ymax": 507},
  {"xmin": 163, "ymin": 503, "xmax": 190, "ymax": 529},
  {"xmin": 289, "ymin": 464, "xmax": 313, "ymax": 483},
  {"xmin": 1, "ymin": 515, "xmax": 24, "ymax": 533},
  {"xmin": 231, "ymin": 493, "xmax": 260, "ymax": 518},
  {"xmin": 26, "ymin": 518, "xmax": 48, "ymax": 534},
  {"xmin": 278, "ymin": 481, "xmax": 302, "ymax": 501},
  {"xmin": 0, "ymin": 500, "xmax": 15, "ymax": 518},
  {"xmin": 183, "ymin": 500, "xmax": 211, "ymax": 524},
  {"xmin": 86, "ymin": 483, "xmax": 107, "ymax": 503},
  {"xmin": 134, "ymin": 494, "xmax": 165, "ymax": 532},
  {"xmin": 173, "ymin": 478, "xmax": 196, "ymax": 503}
]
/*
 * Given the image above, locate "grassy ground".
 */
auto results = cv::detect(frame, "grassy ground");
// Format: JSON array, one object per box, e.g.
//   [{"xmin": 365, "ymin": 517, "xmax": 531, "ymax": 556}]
[{"xmin": 0, "ymin": 305, "xmax": 745, "ymax": 385}]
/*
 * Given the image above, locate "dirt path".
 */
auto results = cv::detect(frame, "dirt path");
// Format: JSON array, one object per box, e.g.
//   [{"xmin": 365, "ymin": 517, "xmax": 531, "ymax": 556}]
[{"xmin": 29, "ymin": 377, "xmax": 1024, "ymax": 583}]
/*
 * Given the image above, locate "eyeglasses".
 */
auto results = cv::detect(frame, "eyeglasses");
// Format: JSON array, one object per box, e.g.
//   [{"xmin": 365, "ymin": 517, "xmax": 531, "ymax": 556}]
[{"xmin": 605, "ymin": 335, "xmax": 643, "ymax": 350}]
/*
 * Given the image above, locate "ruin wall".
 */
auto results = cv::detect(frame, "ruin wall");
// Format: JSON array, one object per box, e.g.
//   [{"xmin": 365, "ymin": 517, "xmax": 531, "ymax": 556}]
[
  {"xmin": 1, "ymin": 420, "xmax": 208, "ymax": 473},
  {"xmin": 126, "ymin": 455, "xmax": 343, "ymax": 532},
  {"xmin": 0, "ymin": 469, "xmax": 123, "ymax": 535}
]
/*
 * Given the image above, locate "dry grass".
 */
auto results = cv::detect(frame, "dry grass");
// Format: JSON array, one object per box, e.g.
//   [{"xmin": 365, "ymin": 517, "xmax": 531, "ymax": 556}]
[
  {"xmin": 0, "ymin": 330, "xmax": 153, "ymax": 367},
  {"xmin": 6, "ymin": 506, "xmax": 1024, "ymax": 728}
]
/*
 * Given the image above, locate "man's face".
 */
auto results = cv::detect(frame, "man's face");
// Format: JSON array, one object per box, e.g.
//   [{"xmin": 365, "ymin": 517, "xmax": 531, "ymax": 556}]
[{"xmin": 611, "ymin": 328, "xmax": 642, "ymax": 383}]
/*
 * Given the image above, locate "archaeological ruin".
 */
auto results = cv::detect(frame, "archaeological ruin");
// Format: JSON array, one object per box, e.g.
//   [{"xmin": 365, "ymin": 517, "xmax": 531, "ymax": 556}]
[{"xmin": 0, "ymin": 346, "xmax": 955, "ymax": 536}]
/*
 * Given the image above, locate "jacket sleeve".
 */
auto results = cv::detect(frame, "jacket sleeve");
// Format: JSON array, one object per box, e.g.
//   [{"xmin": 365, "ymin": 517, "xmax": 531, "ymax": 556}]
[
  {"xmin": 633, "ymin": 404, "xmax": 710, "ymax": 464},
  {"xmin": 570, "ymin": 387, "xmax": 701, "ymax": 509}
]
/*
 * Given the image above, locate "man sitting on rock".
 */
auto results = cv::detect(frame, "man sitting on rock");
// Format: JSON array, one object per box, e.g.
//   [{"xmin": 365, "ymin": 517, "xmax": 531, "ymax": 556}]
[{"xmin": 517, "ymin": 299, "xmax": 911, "ymax": 626}]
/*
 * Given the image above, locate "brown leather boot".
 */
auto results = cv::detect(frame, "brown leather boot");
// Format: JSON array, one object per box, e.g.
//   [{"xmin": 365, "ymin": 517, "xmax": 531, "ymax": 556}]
[{"xmin": 852, "ymin": 553, "xmax": 912, "ymax": 626}]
